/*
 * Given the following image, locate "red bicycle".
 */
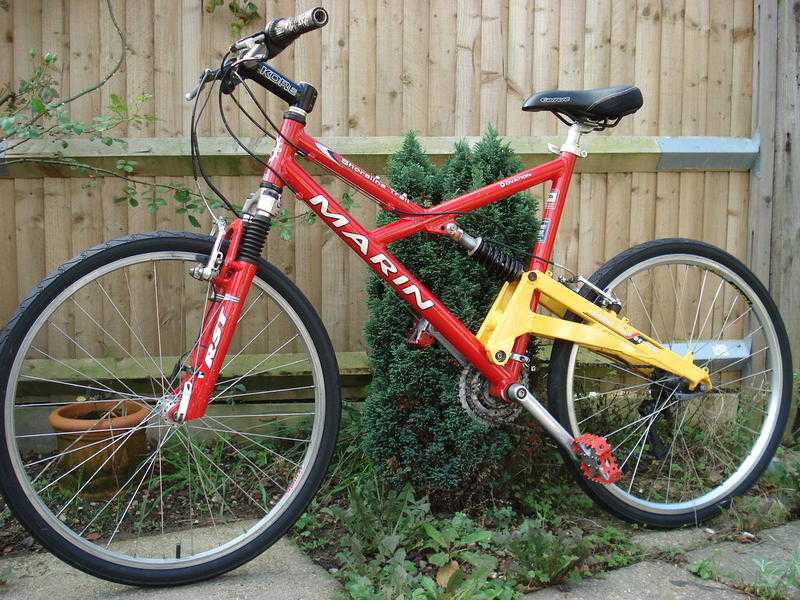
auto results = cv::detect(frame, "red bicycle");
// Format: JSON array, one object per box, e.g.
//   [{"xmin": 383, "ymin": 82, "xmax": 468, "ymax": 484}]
[{"xmin": 0, "ymin": 7, "xmax": 791, "ymax": 586}]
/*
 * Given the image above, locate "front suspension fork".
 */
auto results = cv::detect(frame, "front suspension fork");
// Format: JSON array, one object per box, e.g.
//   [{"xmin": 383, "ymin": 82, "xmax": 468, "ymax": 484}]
[{"xmin": 169, "ymin": 187, "xmax": 279, "ymax": 422}]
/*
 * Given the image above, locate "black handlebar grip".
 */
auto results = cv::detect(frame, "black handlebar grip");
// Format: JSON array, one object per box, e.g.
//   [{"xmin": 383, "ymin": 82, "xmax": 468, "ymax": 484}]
[{"xmin": 265, "ymin": 7, "xmax": 328, "ymax": 59}]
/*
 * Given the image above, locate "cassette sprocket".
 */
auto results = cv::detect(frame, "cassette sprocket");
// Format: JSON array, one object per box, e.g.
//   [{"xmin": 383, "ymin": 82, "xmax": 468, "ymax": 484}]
[{"xmin": 458, "ymin": 364, "xmax": 528, "ymax": 427}]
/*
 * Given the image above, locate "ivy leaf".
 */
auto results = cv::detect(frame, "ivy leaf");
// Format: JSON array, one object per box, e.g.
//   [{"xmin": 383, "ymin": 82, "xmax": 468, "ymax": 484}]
[{"xmin": 188, "ymin": 215, "xmax": 201, "ymax": 228}]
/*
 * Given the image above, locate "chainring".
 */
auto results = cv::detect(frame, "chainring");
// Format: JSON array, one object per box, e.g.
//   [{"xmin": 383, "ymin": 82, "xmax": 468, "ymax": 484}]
[{"xmin": 458, "ymin": 364, "xmax": 528, "ymax": 428}]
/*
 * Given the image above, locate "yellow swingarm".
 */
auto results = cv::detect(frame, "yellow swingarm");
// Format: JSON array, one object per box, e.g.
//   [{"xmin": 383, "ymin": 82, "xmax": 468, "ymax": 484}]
[{"xmin": 477, "ymin": 271, "xmax": 712, "ymax": 391}]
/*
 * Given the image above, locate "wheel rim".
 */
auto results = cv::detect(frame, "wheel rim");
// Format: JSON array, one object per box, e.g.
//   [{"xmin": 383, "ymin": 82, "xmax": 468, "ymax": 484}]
[
  {"xmin": 5, "ymin": 250, "xmax": 327, "ymax": 569},
  {"xmin": 564, "ymin": 253, "xmax": 783, "ymax": 515}
]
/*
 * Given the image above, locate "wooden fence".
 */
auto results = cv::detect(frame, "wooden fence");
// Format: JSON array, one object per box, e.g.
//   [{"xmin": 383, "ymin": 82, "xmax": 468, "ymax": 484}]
[{"xmin": 0, "ymin": 0, "xmax": 796, "ymax": 365}]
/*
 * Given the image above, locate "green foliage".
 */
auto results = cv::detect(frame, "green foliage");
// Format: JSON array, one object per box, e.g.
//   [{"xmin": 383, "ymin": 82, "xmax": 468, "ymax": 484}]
[
  {"xmin": 206, "ymin": 0, "xmax": 262, "ymax": 37},
  {"xmin": 362, "ymin": 128, "xmax": 540, "ymax": 496},
  {"xmin": 750, "ymin": 551, "xmax": 800, "ymax": 600},
  {"xmin": 687, "ymin": 558, "xmax": 718, "ymax": 581}
]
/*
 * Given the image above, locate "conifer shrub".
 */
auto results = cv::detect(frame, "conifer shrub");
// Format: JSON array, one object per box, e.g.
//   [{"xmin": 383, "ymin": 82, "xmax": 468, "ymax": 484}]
[{"xmin": 362, "ymin": 128, "xmax": 540, "ymax": 496}]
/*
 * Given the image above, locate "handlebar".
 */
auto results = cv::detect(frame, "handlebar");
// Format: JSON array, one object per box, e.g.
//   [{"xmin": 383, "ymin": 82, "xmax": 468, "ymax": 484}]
[
  {"xmin": 185, "ymin": 7, "xmax": 328, "ymax": 103},
  {"xmin": 265, "ymin": 6, "xmax": 328, "ymax": 59}
]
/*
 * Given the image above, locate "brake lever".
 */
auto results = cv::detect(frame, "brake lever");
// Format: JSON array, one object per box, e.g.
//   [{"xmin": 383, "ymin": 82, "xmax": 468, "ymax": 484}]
[{"xmin": 185, "ymin": 69, "xmax": 219, "ymax": 102}]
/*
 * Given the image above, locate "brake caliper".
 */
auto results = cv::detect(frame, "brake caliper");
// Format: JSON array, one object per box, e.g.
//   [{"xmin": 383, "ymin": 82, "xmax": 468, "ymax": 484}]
[{"xmin": 571, "ymin": 433, "xmax": 621, "ymax": 485}]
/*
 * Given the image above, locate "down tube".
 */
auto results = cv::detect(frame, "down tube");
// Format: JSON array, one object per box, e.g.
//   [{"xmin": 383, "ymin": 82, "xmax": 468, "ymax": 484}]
[{"xmin": 283, "ymin": 162, "xmax": 514, "ymax": 389}]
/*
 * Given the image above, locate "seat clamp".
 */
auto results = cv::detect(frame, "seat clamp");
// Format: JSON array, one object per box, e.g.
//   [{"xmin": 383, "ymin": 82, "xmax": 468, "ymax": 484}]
[{"xmin": 559, "ymin": 123, "xmax": 589, "ymax": 158}]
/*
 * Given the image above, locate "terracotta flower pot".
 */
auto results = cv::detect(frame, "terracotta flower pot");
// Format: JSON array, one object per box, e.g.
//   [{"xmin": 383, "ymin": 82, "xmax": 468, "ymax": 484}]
[{"xmin": 48, "ymin": 400, "xmax": 150, "ymax": 500}]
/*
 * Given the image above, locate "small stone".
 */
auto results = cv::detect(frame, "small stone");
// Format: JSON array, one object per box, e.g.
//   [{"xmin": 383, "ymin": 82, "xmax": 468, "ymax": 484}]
[
  {"xmin": 21, "ymin": 536, "xmax": 33, "ymax": 548},
  {"xmin": 328, "ymin": 567, "xmax": 338, "ymax": 574},
  {"xmin": 703, "ymin": 527, "xmax": 716, "ymax": 535}
]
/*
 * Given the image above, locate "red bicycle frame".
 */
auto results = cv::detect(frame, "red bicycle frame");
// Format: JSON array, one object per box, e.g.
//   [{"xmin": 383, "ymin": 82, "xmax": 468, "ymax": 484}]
[
  {"xmin": 267, "ymin": 115, "xmax": 577, "ymax": 396},
  {"xmin": 172, "ymin": 112, "xmax": 578, "ymax": 421}
]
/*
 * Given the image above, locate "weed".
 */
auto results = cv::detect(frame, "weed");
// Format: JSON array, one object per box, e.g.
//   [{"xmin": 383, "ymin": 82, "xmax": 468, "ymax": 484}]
[
  {"xmin": 688, "ymin": 558, "xmax": 718, "ymax": 581},
  {"xmin": 746, "ymin": 551, "xmax": 800, "ymax": 600}
]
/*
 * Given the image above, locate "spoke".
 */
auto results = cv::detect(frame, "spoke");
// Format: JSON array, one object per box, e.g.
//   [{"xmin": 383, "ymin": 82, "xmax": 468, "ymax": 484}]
[
  {"xmin": 18, "ymin": 422, "xmax": 163, "ymax": 439},
  {"xmin": 689, "ymin": 277, "xmax": 725, "ymax": 353},
  {"xmin": 52, "ymin": 412, "xmax": 159, "ymax": 516},
  {"xmin": 222, "ymin": 313, "xmax": 281, "ymax": 371},
  {"xmin": 194, "ymin": 422, "xmax": 286, "ymax": 493},
  {"xmin": 714, "ymin": 368, "xmax": 773, "ymax": 390},
  {"xmin": 152, "ymin": 263, "xmax": 167, "ymax": 396},
  {"xmin": 630, "ymin": 278, "xmax": 662, "ymax": 343},
  {"xmin": 237, "ymin": 290, "xmax": 265, "ymax": 325},
  {"xmin": 578, "ymin": 395, "xmax": 642, "ymax": 427},
  {"xmin": 213, "ymin": 385, "xmax": 316, "ymax": 401},
  {"xmin": 48, "ymin": 322, "xmax": 139, "ymax": 398},
  {"xmin": 78, "ymin": 427, "xmax": 174, "ymax": 537},
  {"xmin": 689, "ymin": 296, "xmax": 745, "ymax": 359},
  {"xmin": 606, "ymin": 393, "xmax": 683, "ymax": 441},
  {"xmin": 184, "ymin": 422, "xmax": 218, "ymax": 531},
  {"xmin": 18, "ymin": 374, "xmax": 156, "ymax": 402},
  {"xmin": 210, "ymin": 335, "xmax": 300, "ymax": 402},
  {"xmin": 172, "ymin": 427, "xmax": 271, "ymax": 513},
  {"xmin": 105, "ymin": 430, "xmax": 175, "ymax": 548},
  {"xmin": 24, "ymin": 432, "xmax": 141, "ymax": 469},
  {"xmin": 208, "ymin": 411, "xmax": 315, "ymax": 418},
  {"xmin": 98, "ymin": 280, "xmax": 168, "ymax": 390},
  {"xmin": 25, "ymin": 346, "xmax": 142, "ymax": 400},
  {"xmin": 574, "ymin": 380, "xmax": 653, "ymax": 402},
  {"xmin": 202, "ymin": 414, "xmax": 303, "ymax": 469},
  {"xmin": 687, "ymin": 269, "xmax": 709, "ymax": 348},
  {"xmin": 708, "ymin": 341, "xmax": 767, "ymax": 377},
  {"xmin": 187, "ymin": 423, "xmax": 308, "ymax": 444},
  {"xmin": 71, "ymin": 297, "xmax": 165, "ymax": 397}
]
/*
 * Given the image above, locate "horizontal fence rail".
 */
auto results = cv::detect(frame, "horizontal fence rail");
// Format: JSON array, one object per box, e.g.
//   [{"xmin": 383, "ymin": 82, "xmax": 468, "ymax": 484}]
[{"xmin": 1, "ymin": 135, "xmax": 760, "ymax": 178}]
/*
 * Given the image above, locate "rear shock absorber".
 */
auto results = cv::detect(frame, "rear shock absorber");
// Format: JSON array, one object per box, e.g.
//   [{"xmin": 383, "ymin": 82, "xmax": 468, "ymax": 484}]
[
  {"xmin": 444, "ymin": 223, "xmax": 524, "ymax": 281},
  {"xmin": 238, "ymin": 184, "xmax": 280, "ymax": 263}
]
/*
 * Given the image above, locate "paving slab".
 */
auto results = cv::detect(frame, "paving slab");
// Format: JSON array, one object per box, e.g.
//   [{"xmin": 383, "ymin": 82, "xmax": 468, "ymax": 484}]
[
  {"xmin": 685, "ymin": 521, "xmax": 800, "ymax": 594},
  {"xmin": 631, "ymin": 525, "xmax": 719, "ymax": 554},
  {"xmin": 523, "ymin": 560, "xmax": 745, "ymax": 599},
  {"xmin": 0, "ymin": 536, "xmax": 339, "ymax": 599}
]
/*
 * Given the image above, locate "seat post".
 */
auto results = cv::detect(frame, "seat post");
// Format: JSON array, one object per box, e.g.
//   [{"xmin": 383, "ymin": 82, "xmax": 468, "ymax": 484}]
[{"xmin": 560, "ymin": 123, "xmax": 590, "ymax": 158}]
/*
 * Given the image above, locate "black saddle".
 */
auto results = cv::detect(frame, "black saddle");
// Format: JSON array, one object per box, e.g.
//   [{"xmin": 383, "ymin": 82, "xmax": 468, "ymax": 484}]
[{"xmin": 522, "ymin": 85, "xmax": 643, "ymax": 127}]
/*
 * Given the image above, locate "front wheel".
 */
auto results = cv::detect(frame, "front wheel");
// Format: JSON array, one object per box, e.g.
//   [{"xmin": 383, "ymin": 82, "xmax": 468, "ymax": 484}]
[
  {"xmin": 548, "ymin": 239, "xmax": 792, "ymax": 527},
  {"xmin": 0, "ymin": 231, "xmax": 341, "ymax": 585}
]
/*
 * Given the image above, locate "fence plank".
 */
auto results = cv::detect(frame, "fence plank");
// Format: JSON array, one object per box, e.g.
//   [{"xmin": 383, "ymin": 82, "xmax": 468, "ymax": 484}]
[
  {"xmin": 429, "ymin": 0, "xmax": 457, "ymax": 136},
  {"xmin": 320, "ymin": 3, "xmax": 349, "ymax": 350},
  {"xmin": 771, "ymin": 0, "xmax": 800, "ymax": 369},
  {"xmin": 454, "ymin": 0, "xmax": 481, "ymax": 136},
  {"xmin": 748, "ymin": 0, "xmax": 776, "ymax": 287},
  {"xmin": 531, "ymin": 0, "xmax": 561, "ymax": 135},
  {"xmin": 375, "ymin": 0, "xmax": 404, "ymax": 136},
  {"xmin": 402, "ymin": 0, "xmax": 429, "ymax": 133},
  {"xmin": 479, "ymin": 0, "xmax": 505, "ymax": 133}
]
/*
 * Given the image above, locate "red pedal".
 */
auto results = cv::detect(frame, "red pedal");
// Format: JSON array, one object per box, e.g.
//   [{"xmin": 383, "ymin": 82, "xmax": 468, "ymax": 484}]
[
  {"xmin": 407, "ymin": 318, "xmax": 436, "ymax": 348},
  {"xmin": 572, "ymin": 433, "xmax": 621, "ymax": 485}
]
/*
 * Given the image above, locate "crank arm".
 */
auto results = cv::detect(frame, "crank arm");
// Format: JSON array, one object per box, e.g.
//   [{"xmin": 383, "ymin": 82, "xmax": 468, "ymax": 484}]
[
  {"xmin": 509, "ymin": 383, "xmax": 622, "ymax": 484},
  {"xmin": 507, "ymin": 383, "xmax": 576, "ymax": 458}
]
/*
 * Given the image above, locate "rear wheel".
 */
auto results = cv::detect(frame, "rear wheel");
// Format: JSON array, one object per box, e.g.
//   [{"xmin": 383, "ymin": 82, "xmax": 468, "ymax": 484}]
[
  {"xmin": 548, "ymin": 239, "xmax": 792, "ymax": 527},
  {"xmin": 0, "ymin": 232, "xmax": 341, "ymax": 585}
]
